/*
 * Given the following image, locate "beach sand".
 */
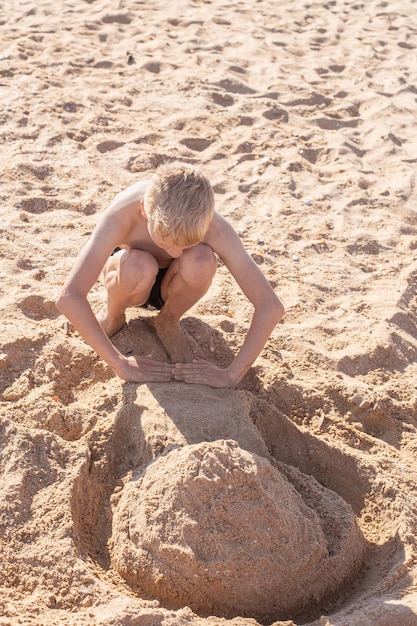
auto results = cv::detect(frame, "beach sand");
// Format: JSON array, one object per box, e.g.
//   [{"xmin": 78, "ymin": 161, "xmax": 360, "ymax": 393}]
[{"xmin": 1, "ymin": 0, "xmax": 417, "ymax": 624}]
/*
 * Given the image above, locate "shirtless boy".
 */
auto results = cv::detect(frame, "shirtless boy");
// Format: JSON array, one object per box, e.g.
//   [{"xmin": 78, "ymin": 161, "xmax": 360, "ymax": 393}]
[{"xmin": 56, "ymin": 163, "xmax": 284, "ymax": 388}]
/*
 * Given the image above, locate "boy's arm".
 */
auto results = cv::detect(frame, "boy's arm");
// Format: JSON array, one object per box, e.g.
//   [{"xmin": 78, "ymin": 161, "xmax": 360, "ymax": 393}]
[
  {"xmin": 174, "ymin": 214, "xmax": 285, "ymax": 387},
  {"xmin": 56, "ymin": 209, "xmax": 172, "ymax": 383}
]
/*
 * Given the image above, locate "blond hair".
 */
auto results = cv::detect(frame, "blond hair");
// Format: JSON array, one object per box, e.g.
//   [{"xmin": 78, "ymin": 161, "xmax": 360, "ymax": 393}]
[{"xmin": 143, "ymin": 163, "xmax": 215, "ymax": 246}]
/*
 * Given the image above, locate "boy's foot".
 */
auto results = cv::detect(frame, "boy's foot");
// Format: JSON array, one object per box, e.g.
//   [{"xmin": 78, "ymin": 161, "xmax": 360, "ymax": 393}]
[
  {"xmin": 154, "ymin": 310, "xmax": 194, "ymax": 363},
  {"xmin": 97, "ymin": 306, "xmax": 126, "ymax": 337}
]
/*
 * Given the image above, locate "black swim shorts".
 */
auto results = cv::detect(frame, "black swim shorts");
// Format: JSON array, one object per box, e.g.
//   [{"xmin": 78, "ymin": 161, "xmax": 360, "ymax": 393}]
[
  {"xmin": 111, "ymin": 248, "xmax": 167, "ymax": 310},
  {"xmin": 145, "ymin": 266, "xmax": 168, "ymax": 310}
]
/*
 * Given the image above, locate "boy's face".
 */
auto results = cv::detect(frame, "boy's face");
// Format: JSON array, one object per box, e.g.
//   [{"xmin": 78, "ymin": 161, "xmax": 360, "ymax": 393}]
[{"xmin": 147, "ymin": 220, "xmax": 193, "ymax": 258}]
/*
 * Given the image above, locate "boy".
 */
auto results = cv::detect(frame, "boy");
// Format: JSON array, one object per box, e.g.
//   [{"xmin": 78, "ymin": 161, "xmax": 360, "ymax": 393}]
[{"xmin": 56, "ymin": 163, "xmax": 284, "ymax": 388}]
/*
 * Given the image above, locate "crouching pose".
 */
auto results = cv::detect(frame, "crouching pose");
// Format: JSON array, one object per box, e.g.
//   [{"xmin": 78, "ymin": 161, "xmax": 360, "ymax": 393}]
[{"xmin": 56, "ymin": 163, "xmax": 284, "ymax": 387}]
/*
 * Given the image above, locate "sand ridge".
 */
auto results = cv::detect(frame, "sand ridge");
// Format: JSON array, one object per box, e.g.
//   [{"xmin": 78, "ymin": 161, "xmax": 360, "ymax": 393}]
[{"xmin": 1, "ymin": 0, "xmax": 417, "ymax": 624}]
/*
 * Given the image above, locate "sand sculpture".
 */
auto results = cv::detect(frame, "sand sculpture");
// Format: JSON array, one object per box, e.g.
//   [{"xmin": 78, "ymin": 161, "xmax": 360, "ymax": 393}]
[{"xmin": 111, "ymin": 439, "xmax": 364, "ymax": 623}]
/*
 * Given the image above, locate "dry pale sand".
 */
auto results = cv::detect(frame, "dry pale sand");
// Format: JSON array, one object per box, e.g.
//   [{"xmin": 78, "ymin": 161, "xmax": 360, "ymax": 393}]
[{"xmin": 1, "ymin": 0, "xmax": 417, "ymax": 624}]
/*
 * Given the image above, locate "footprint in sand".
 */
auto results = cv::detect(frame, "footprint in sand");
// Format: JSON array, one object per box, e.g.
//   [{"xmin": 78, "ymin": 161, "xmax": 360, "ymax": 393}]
[
  {"xmin": 263, "ymin": 105, "xmax": 289, "ymax": 123},
  {"xmin": 18, "ymin": 197, "xmax": 73, "ymax": 214},
  {"xmin": 212, "ymin": 91, "xmax": 235, "ymax": 107},
  {"xmin": 96, "ymin": 140, "xmax": 125, "ymax": 153},
  {"xmin": 17, "ymin": 294, "xmax": 58, "ymax": 321},
  {"xmin": 180, "ymin": 137, "xmax": 214, "ymax": 152},
  {"xmin": 101, "ymin": 13, "xmax": 132, "ymax": 25}
]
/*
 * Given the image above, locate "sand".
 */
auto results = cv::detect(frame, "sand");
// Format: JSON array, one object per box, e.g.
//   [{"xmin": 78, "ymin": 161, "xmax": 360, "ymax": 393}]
[{"xmin": 1, "ymin": 0, "xmax": 417, "ymax": 624}]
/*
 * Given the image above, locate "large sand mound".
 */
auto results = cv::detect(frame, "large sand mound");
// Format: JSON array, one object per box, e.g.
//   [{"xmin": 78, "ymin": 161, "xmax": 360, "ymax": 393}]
[{"xmin": 111, "ymin": 439, "xmax": 364, "ymax": 622}]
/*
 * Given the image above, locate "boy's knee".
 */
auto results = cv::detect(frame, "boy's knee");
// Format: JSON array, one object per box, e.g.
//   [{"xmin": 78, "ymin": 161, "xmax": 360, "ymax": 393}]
[
  {"xmin": 179, "ymin": 244, "xmax": 216, "ymax": 285},
  {"xmin": 118, "ymin": 249, "xmax": 158, "ymax": 294}
]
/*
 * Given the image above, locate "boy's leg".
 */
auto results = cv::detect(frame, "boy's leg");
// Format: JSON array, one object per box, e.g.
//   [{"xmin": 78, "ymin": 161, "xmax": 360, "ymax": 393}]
[
  {"xmin": 97, "ymin": 249, "xmax": 159, "ymax": 336},
  {"xmin": 154, "ymin": 243, "xmax": 217, "ymax": 362}
]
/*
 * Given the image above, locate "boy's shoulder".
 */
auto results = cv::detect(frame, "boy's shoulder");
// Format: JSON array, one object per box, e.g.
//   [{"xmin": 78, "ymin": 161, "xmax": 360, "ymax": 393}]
[
  {"xmin": 205, "ymin": 212, "xmax": 235, "ymax": 239},
  {"xmin": 95, "ymin": 180, "xmax": 150, "ymax": 246},
  {"xmin": 204, "ymin": 212, "xmax": 241, "ymax": 255},
  {"xmin": 107, "ymin": 180, "xmax": 149, "ymax": 214}
]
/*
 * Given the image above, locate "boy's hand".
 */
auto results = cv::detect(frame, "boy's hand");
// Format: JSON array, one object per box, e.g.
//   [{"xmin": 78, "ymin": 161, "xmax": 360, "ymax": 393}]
[
  {"xmin": 116, "ymin": 355, "xmax": 173, "ymax": 383},
  {"xmin": 173, "ymin": 360, "xmax": 237, "ymax": 388}
]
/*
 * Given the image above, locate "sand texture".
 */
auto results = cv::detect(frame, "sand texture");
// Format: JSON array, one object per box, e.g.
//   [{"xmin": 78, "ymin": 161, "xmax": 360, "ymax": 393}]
[{"xmin": 1, "ymin": 0, "xmax": 417, "ymax": 624}]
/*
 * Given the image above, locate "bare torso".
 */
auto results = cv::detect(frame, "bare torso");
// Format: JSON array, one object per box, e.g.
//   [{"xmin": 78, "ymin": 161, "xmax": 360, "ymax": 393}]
[
  {"xmin": 117, "ymin": 204, "xmax": 175, "ymax": 267},
  {"xmin": 107, "ymin": 182, "xmax": 179, "ymax": 268}
]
